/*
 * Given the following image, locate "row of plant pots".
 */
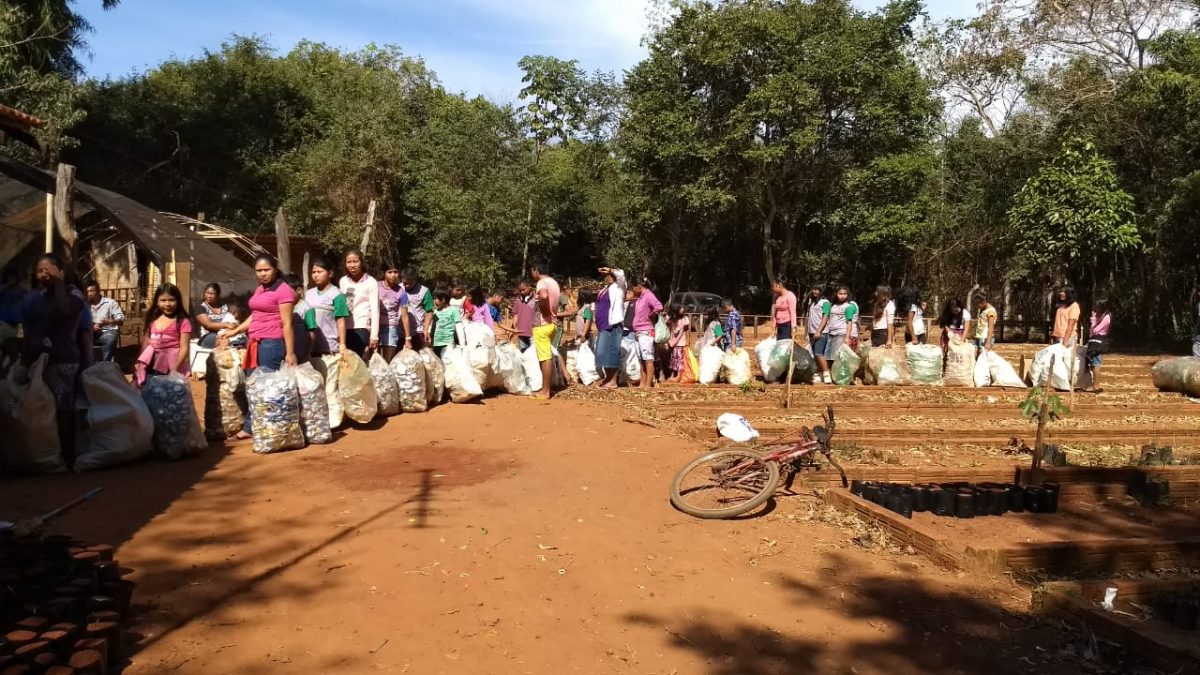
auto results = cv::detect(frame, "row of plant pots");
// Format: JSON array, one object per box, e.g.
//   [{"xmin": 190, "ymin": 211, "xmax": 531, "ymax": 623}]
[
  {"xmin": 850, "ymin": 481, "xmax": 1061, "ymax": 519},
  {"xmin": 0, "ymin": 529, "xmax": 135, "ymax": 674}
]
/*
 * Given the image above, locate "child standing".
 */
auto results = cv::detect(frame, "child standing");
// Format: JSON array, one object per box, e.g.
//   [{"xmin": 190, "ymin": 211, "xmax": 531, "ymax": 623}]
[
  {"xmin": 378, "ymin": 263, "xmax": 412, "ymax": 362},
  {"xmin": 1084, "ymin": 298, "xmax": 1111, "ymax": 393},
  {"xmin": 401, "ymin": 267, "xmax": 435, "ymax": 350},
  {"xmin": 722, "ymin": 298, "xmax": 743, "ymax": 351},
  {"xmin": 430, "ymin": 289, "xmax": 463, "ymax": 357},
  {"xmin": 974, "ymin": 293, "xmax": 998, "ymax": 351},
  {"xmin": 338, "ymin": 248, "xmax": 379, "ymax": 359},
  {"xmin": 665, "ymin": 304, "xmax": 689, "ymax": 382},
  {"xmin": 871, "ymin": 285, "xmax": 895, "ymax": 348},
  {"xmin": 512, "ymin": 280, "xmax": 536, "ymax": 351},
  {"xmin": 698, "ymin": 307, "xmax": 725, "ymax": 351},
  {"xmin": 487, "ymin": 289, "xmax": 504, "ymax": 325},
  {"xmin": 305, "ymin": 258, "xmax": 350, "ymax": 358},
  {"xmin": 283, "ymin": 274, "xmax": 311, "ymax": 365},
  {"xmin": 468, "ymin": 287, "xmax": 495, "ymax": 328},
  {"xmin": 813, "ymin": 285, "xmax": 857, "ymax": 384},
  {"xmin": 135, "ymin": 283, "xmax": 193, "ymax": 387},
  {"xmin": 575, "ymin": 288, "xmax": 596, "ymax": 348}
]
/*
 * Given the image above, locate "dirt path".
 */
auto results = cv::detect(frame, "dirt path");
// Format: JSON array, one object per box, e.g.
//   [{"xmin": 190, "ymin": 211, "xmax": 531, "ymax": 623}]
[{"xmin": 6, "ymin": 396, "xmax": 1123, "ymax": 674}]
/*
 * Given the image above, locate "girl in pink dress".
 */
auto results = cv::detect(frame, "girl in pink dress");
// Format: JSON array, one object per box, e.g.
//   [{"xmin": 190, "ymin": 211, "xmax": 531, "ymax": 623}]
[{"xmin": 136, "ymin": 283, "xmax": 193, "ymax": 387}]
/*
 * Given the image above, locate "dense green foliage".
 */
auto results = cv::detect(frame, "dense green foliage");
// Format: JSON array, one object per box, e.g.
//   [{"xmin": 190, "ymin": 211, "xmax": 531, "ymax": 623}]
[{"xmin": 2, "ymin": 0, "xmax": 1200, "ymax": 337}]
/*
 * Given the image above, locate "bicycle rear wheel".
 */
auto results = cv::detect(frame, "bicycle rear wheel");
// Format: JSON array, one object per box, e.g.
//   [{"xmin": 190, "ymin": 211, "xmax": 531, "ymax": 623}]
[{"xmin": 669, "ymin": 448, "xmax": 781, "ymax": 519}]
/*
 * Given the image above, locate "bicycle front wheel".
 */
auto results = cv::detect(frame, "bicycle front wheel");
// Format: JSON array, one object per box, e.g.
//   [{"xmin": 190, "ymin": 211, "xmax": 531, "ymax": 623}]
[{"xmin": 669, "ymin": 448, "xmax": 781, "ymax": 519}]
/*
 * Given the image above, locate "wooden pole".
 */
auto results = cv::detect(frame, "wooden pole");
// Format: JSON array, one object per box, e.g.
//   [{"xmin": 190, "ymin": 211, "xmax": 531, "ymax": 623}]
[
  {"xmin": 1067, "ymin": 328, "xmax": 1079, "ymax": 409},
  {"xmin": 43, "ymin": 192, "xmax": 53, "ymax": 252},
  {"xmin": 301, "ymin": 251, "xmax": 310, "ymax": 290},
  {"xmin": 360, "ymin": 199, "xmax": 377, "ymax": 253},
  {"xmin": 783, "ymin": 339, "xmax": 797, "ymax": 409},
  {"xmin": 53, "ymin": 163, "xmax": 77, "ymax": 262},
  {"xmin": 1031, "ymin": 354, "xmax": 1056, "ymax": 481},
  {"xmin": 274, "ymin": 207, "xmax": 292, "ymax": 274}
]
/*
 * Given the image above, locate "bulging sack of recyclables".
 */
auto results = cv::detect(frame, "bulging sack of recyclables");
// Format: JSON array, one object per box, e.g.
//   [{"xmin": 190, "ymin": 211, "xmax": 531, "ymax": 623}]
[
  {"xmin": 368, "ymin": 352, "xmax": 402, "ymax": 416},
  {"xmin": 391, "ymin": 349, "xmax": 428, "ymax": 412},
  {"xmin": 142, "ymin": 372, "xmax": 207, "ymax": 460},
  {"xmin": 246, "ymin": 365, "xmax": 306, "ymax": 454},
  {"xmin": 77, "ymin": 362, "xmax": 154, "ymax": 472},
  {"xmin": 1151, "ymin": 356, "xmax": 1200, "ymax": 397},
  {"xmin": 294, "ymin": 362, "xmax": 332, "ymax": 444},
  {"xmin": 338, "ymin": 351, "xmax": 379, "ymax": 424}
]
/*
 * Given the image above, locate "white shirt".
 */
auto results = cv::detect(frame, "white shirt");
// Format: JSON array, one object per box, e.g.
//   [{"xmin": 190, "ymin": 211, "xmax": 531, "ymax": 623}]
[
  {"xmin": 605, "ymin": 268, "xmax": 627, "ymax": 328},
  {"xmin": 872, "ymin": 300, "xmax": 895, "ymax": 330},
  {"xmin": 910, "ymin": 305, "xmax": 926, "ymax": 336}
]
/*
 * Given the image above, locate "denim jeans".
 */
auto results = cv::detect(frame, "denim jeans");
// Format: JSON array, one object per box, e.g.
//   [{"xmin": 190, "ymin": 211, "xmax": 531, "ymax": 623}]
[
  {"xmin": 243, "ymin": 338, "xmax": 287, "ymax": 434},
  {"xmin": 94, "ymin": 330, "xmax": 119, "ymax": 361}
]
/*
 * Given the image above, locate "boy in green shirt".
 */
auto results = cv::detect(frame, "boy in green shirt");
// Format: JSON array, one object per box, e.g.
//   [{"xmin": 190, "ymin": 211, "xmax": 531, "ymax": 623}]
[{"xmin": 430, "ymin": 289, "xmax": 462, "ymax": 357}]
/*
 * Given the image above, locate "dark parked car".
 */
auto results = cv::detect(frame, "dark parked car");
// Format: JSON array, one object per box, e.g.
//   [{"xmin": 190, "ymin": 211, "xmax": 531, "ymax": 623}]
[{"xmin": 668, "ymin": 292, "xmax": 725, "ymax": 314}]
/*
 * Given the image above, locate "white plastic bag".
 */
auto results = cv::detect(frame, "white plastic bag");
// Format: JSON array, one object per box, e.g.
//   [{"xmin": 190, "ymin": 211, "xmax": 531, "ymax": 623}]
[
  {"xmin": 496, "ymin": 343, "xmax": 531, "ymax": 395},
  {"xmin": 368, "ymin": 352, "xmax": 402, "ymax": 416},
  {"xmin": 699, "ymin": 345, "xmax": 725, "ymax": 385},
  {"xmin": 246, "ymin": 366, "xmax": 306, "ymax": 454},
  {"xmin": 443, "ymin": 345, "xmax": 484, "ymax": 403},
  {"xmin": 1031, "ymin": 343, "xmax": 1092, "ymax": 391},
  {"xmin": 391, "ymin": 349, "xmax": 428, "ymax": 412},
  {"xmin": 973, "ymin": 351, "xmax": 993, "ymax": 387},
  {"xmin": 943, "ymin": 338, "xmax": 977, "ymax": 387},
  {"xmin": 754, "ymin": 337, "xmax": 778, "ymax": 381},
  {"xmin": 867, "ymin": 348, "xmax": 909, "ymax": 386},
  {"xmin": 619, "ymin": 336, "xmax": 641, "ymax": 385},
  {"xmin": 985, "ymin": 351, "xmax": 1026, "ymax": 388},
  {"xmin": 459, "ymin": 322, "xmax": 498, "ymax": 389},
  {"xmin": 720, "ymin": 348, "xmax": 752, "ymax": 386},
  {"xmin": 77, "ymin": 362, "xmax": 153, "ymax": 472},
  {"xmin": 0, "ymin": 355, "xmax": 66, "ymax": 473},
  {"xmin": 419, "ymin": 348, "xmax": 445, "ymax": 406},
  {"xmin": 142, "ymin": 372, "xmax": 207, "ymax": 460},
  {"xmin": 566, "ymin": 348, "xmax": 580, "ymax": 384},
  {"xmin": 575, "ymin": 343, "xmax": 600, "ymax": 386},
  {"xmin": 338, "ymin": 351, "xmax": 378, "ymax": 424},
  {"xmin": 906, "ymin": 344, "xmax": 943, "ymax": 386},
  {"xmin": 312, "ymin": 353, "xmax": 344, "ymax": 429},
  {"xmin": 717, "ymin": 413, "xmax": 760, "ymax": 443},
  {"xmin": 294, "ymin": 362, "xmax": 332, "ymax": 444},
  {"xmin": 522, "ymin": 346, "xmax": 544, "ymax": 393}
]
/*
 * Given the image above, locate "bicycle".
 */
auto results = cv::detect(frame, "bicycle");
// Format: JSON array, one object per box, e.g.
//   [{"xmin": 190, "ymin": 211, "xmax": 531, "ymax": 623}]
[{"xmin": 669, "ymin": 405, "xmax": 847, "ymax": 519}]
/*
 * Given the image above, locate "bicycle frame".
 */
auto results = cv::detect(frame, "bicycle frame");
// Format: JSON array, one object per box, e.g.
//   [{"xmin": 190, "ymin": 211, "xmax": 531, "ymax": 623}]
[{"xmin": 717, "ymin": 406, "xmax": 846, "ymax": 488}]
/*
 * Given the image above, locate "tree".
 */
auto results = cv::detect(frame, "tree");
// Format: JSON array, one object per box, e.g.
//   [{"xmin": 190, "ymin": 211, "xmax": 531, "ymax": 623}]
[
  {"xmin": 1007, "ymin": 135, "xmax": 1139, "ymax": 282},
  {"xmin": 623, "ymin": 0, "xmax": 941, "ymax": 288}
]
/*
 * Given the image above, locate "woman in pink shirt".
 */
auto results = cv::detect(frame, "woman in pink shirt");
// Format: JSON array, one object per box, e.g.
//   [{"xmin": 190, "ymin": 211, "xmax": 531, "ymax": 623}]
[
  {"xmin": 220, "ymin": 254, "xmax": 298, "ymax": 439},
  {"xmin": 1084, "ymin": 298, "xmax": 1111, "ymax": 394},
  {"xmin": 771, "ymin": 278, "xmax": 798, "ymax": 341}
]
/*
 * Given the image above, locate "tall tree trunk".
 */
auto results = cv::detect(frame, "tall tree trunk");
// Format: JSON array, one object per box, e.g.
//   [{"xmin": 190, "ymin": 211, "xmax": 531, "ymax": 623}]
[
  {"xmin": 761, "ymin": 193, "xmax": 778, "ymax": 284},
  {"xmin": 521, "ymin": 196, "xmax": 533, "ymax": 275}
]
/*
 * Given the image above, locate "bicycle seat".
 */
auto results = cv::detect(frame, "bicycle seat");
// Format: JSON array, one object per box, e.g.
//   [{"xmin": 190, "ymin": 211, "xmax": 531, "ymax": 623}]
[{"xmin": 813, "ymin": 425, "xmax": 830, "ymax": 446}]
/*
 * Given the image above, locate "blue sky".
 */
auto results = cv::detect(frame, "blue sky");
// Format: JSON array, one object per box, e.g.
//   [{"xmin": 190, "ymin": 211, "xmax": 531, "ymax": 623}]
[{"xmin": 79, "ymin": 0, "xmax": 967, "ymax": 102}]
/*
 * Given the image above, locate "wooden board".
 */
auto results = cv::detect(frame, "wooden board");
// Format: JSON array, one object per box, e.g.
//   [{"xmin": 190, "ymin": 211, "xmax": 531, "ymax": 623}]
[{"xmin": 822, "ymin": 489, "xmax": 961, "ymax": 569}]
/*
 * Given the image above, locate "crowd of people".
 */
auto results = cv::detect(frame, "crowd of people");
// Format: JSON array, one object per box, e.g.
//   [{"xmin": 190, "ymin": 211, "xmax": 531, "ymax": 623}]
[{"xmin": 5, "ymin": 246, "xmax": 1200, "ymax": 466}]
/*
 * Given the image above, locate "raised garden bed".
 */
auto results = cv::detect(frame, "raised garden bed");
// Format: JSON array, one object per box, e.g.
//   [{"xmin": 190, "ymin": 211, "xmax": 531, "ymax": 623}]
[
  {"xmin": 824, "ymin": 486, "xmax": 1200, "ymax": 576},
  {"xmin": 1034, "ymin": 578, "xmax": 1200, "ymax": 675}
]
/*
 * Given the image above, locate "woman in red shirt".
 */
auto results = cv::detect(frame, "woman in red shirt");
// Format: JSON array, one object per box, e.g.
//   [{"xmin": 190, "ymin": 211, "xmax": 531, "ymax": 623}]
[{"xmin": 771, "ymin": 278, "xmax": 798, "ymax": 341}]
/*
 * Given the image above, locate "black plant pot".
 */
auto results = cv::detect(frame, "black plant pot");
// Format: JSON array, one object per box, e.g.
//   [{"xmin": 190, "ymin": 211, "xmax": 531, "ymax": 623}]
[
  {"xmin": 850, "ymin": 480, "xmax": 864, "ymax": 496},
  {"xmin": 913, "ymin": 486, "xmax": 931, "ymax": 513},
  {"xmin": 1042, "ymin": 482, "xmax": 1060, "ymax": 513},
  {"xmin": 863, "ymin": 485, "xmax": 881, "ymax": 504},
  {"xmin": 898, "ymin": 490, "xmax": 914, "ymax": 519},
  {"xmin": 955, "ymin": 491, "xmax": 975, "ymax": 519},
  {"xmin": 1007, "ymin": 485, "xmax": 1025, "ymax": 513},
  {"xmin": 1173, "ymin": 598, "xmax": 1198, "ymax": 630},
  {"xmin": 931, "ymin": 488, "xmax": 952, "ymax": 516},
  {"xmin": 988, "ymin": 488, "xmax": 1008, "ymax": 516},
  {"xmin": 1024, "ymin": 486, "xmax": 1044, "ymax": 513}
]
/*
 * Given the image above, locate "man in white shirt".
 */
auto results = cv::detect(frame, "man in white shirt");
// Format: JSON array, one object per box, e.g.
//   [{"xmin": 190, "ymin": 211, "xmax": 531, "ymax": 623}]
[{"xmin": 85, "ymin": 280, "xmax": 124, "ymax": 362}]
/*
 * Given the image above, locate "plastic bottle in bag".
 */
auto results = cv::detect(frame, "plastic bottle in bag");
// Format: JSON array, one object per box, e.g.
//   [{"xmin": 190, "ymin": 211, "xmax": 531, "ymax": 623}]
[
  {"xmin": 142, "ymin": 372, "xmax": 207, "ymax": 460},
  {"xmin": 338, "ymin": 351, "xmax": 379, "ymax": 424},
  {"xmin": 391, "ymin": 349, "xmax": 429, "ymax": 412},
  {"xmin": 294, "ymin": 362, "xmax": 332, "ymax": 443},
  {"xmin": 246, "ymin": 366, "xmax": 306, "ymax": 454},
  {"xmin": 368, "ymin": 352, "xmax": 402, "ymax": 416}
]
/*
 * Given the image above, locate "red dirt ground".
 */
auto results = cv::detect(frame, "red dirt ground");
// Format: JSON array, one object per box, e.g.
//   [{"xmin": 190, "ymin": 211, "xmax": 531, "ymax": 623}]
[{"xmin": 0, "ymin": 394, "xmax": 1148, "ymax": 674}]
